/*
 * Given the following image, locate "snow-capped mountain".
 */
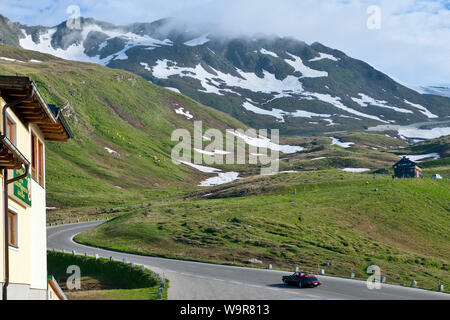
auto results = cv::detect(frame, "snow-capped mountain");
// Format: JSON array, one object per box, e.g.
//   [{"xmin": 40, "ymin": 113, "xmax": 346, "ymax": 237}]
[{"xmin": 1, "ymin": 14, "xmax": 449, "ymax": 135}]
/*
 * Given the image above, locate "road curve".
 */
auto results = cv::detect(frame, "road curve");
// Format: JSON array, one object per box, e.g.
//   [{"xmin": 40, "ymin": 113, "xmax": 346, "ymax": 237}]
[{"xmin": 47, "ymin": 221, "xmax": 449, "ymax": 300}]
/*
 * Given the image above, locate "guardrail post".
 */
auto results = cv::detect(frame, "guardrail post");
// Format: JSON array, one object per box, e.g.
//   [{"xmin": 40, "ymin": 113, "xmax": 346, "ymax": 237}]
[
  {"xmin": 319, "ymin": 269, "xmax": 325, "ymax": 275},
  {"xmin": 438, "ymin": 284, "xmax": 444, "ymax": 292},
  {"xmin": 267, "ymin": 264, "xmax": 272, "ymax": 270},
  {"xmin": 294, "ymin": 265, "xmax": 299, "ymax": 272},
  {"xmin": 381, "ymin": 276, "xmax": 386, "ymax": 283},
  {"xmin": 350, "ymin": 272, "xmax": 355, "ymax": 279},
  {"xmin": 141, "ymin": 265, "xmax": 146, "ymax": 272},
  {"xmin": 411, "ymin": 280, "xmax": 417, "ymax": 287},
  {"xmin": 95, "ymin": 254, "xmax": 99, "ymax": 259}
]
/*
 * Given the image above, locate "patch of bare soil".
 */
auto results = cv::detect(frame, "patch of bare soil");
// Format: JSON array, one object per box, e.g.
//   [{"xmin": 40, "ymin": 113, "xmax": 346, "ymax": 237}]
[{"xmin": 59, "ymin": 276, "xmax": 119, "ymax": 292}]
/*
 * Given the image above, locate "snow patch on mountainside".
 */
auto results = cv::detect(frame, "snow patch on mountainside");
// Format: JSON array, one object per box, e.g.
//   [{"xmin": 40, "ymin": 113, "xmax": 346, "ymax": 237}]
[
  {"xmin": 151, "ymin": 59, "xmax": 305, "ymax": 97},
  {"xmin": 199, "ymin": 172, "xmax": 240, "ymax": 187},
  {"xmin": 104, "ymin": 147, "xmax": 120, "ymax": 156},
  {"xmin": 184, "ymin": 34, "xmax": 210, "ymax": 46},
  {"xmin": 151, "ymin": 60, "xmax": 226, "ymax": 95},
  {"xmin": 229, "ymin": 130, "xmax": 303, "ymax": 154},
  {"xmin": 0, "ymin": 57, "xmax": 24, "ymax": 63},
  {"xmin": 340, "ymin": 168, "xmax": 370, "ymax": 173},
  {"xmin": 246, "ymin": 91, "xmax": 391, "ymax": 124},
  {"xmin": 260, "ymin": 48, "xmax": 279, "ymax": 58},
  {"xmin": 178, "ymin": 160, "xmax": 239, "ymax": 186},
  {"xmin": 403, "ymin": 100, "xmax": 438, "ymax": 118},
  {"xmin": 174, "ymin": 107, "xmax": 193, "ymax": 119},
  {"xmin": 309, "ymin": 93, "xmax": 388, "ymax": 123},
  {"xmin": 289, "ymin": 109, "xmax": 332, "ymax": 119},
  {"xmin": 324, "ymin": 119, "xmax": 338, "ymax": 126},
  {"xmin": 285, "ymin": 52, "xmax": 328, "ymax": 78},
  {"xmin": 165, "ymin": 87, "xmax": 181, "ymax": 94},
  {"xmin": 330, "ymin": 137, "xmax": 354, "ymax": 148},
  {"xmin": 351, "ymin": 93, "xmax": 413, "ymax": 114},
  {"xmin": 194, "ymin": 148, "xmax": 231, "ymax": 156},
  {"xmin": 179, "ymin": 160, "xmax": 221, "ymax": 173},
  {"xmin": 20, "ymin": 26, "xmax": 172, "ymax": 65},
  {"xmin": 242, "ymin": 101, "xmax": 286, "ymax": 122},
  {"xmin": 0, "ymin": 57, "xmax": 41, "ymax": 63},
  {"xmin": 309, "ymin": 52, "xmax": 339, "ymax": 62},
  {"xmin": 242, "ymin": 101, "xmax": 331, "ymax": 123},
  {"xmin": 140, "ymin": 62, "xmax": 151, "ymax": 71}
]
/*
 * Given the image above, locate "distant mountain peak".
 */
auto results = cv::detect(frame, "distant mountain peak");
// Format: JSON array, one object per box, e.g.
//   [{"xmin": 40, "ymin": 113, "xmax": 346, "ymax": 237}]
[{"xmin": 1, "ymin": 14, "xmax": 449, "ymax": 135}]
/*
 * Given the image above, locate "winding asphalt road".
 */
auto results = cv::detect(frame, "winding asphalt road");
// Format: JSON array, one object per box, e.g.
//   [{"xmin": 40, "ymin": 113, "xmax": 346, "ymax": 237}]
[{"xmin": 47, "ymin": 221, "xmax": 449, "ymax": 300}]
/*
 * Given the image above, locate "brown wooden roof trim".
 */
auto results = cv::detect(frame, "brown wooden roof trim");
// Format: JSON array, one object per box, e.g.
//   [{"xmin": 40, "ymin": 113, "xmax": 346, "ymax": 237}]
[
  {"xmin": 0, "ymin": 135, "xmax": 30, "ymax": 170},
  {"xmin": 47, "ymin": 275, "xmax": 68, "ymax": 300},
  {"xmin": 0, "ymin": 76, "xmax": 73, "ymax": 141},
  {"xmin": 47, "ymin": 104, "xmax": 74, "ymax": 141}
]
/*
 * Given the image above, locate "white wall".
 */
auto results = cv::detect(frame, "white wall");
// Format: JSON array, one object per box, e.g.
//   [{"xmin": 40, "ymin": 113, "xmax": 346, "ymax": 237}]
[{"xmin": 29, "ymin": 180, "xmax": 47, "ymax": 291}]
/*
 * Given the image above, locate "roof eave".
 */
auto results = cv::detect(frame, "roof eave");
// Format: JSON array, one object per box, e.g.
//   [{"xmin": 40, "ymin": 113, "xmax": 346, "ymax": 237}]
[
  {"xmin": 0, "ymin": 135, "xmax": 30, "ymax": 169},
  {"xmin": 31, "ymin": 82, "xmax": 57, "ymax": 123}
]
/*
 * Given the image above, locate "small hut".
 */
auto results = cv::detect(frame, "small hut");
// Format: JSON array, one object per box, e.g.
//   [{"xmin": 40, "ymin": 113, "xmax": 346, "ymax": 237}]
[{"xmin": 393, "ymin": 156, "xmax": 423, "ymax": 178}]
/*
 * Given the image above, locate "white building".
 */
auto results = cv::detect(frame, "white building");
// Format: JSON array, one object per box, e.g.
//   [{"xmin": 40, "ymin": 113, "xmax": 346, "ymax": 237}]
[{"xmin": 0, "ymin": 76, "xmax": 72, "ymax": 300}]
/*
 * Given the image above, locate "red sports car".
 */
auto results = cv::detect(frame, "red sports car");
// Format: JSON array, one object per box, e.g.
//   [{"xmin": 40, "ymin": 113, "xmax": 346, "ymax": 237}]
[{"xmin": 282, "ymin": 272, "xmax": 321, "ymax": 288}]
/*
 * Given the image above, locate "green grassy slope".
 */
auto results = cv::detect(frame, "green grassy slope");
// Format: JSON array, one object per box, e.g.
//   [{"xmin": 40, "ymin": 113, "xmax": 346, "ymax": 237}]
[
  {"xmin": 76, "ymin": 170, "xmax": 450, "ymax": 292},
  {"xmin": 0, "ymin": 44, "xmax": 247, "ymax": 208},
  {"xmin": 2, "ymin": 44, "xmax": 448, "ymax": 293},
  {"xmin": 47, "ymin": 251, "xmax": 168, "ymax": 300}
]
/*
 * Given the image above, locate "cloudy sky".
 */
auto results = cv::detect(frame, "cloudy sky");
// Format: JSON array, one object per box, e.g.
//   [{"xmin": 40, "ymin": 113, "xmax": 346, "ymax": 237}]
[{"xmin": 2, "ymin": 0, "xmax": 450, "ymax": 87}]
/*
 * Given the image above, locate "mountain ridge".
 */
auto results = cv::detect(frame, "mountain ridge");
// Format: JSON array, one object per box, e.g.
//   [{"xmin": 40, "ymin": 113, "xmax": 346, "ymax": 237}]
[{"xmin": 1, "ymin": 14, "xmax": 449, "ymax": 136}]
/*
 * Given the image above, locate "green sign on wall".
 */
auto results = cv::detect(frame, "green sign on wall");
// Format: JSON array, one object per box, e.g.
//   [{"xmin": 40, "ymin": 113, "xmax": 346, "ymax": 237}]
[{"xmin": 13, "ymin": 168, "xmax": 32, "ymax": 206}]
